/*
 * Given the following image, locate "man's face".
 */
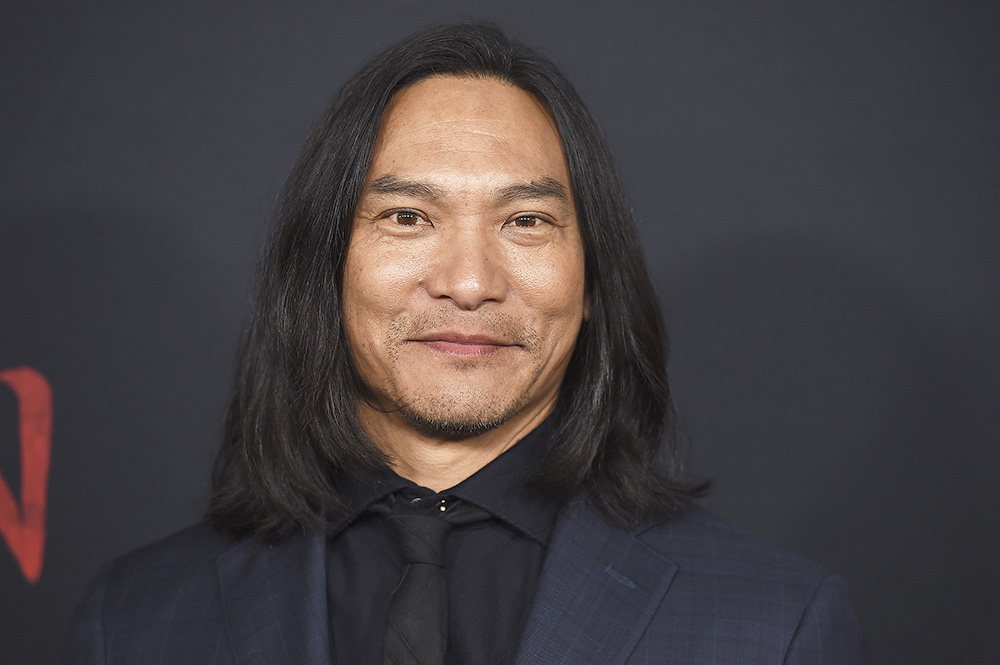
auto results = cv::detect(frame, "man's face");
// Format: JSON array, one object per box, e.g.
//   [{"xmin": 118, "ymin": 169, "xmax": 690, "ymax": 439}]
[{"xmin": 343, "ymin": 75, "xmax": 587, "ymax": 436}]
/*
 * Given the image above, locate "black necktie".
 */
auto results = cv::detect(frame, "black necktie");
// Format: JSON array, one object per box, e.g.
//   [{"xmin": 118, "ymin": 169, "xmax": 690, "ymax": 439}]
[{"xmin": 371, "ymin": 494, "xmax": 490, "ymax": 665}]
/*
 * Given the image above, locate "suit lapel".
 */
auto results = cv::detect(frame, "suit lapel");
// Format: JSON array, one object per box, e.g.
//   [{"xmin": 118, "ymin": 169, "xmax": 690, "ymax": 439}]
[
  {"xmin": 515, "ymin": 501, "xmax": 678, "ymax": 665},
  {"xmin": 217, "ymin": 530, "xmax": 330, "ymax": 665}
]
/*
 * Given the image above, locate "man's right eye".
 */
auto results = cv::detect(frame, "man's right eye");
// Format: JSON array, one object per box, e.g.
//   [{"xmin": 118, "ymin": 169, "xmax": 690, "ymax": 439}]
[
  {"xmin": 395, "ymin": 211, "xmax": 419, "ymax": 225},
  {"xmin": 390, "ymin": 210, "xmax": 425, "ymax": 226},
  {"xmin": 373, "ymin": 207, "xmax": 433, "ymax": 231}
]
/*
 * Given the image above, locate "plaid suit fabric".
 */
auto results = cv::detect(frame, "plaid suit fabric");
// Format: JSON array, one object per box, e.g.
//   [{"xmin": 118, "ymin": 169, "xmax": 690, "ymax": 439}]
[
  {"xmin": 64, "ymin": 525, "xmax": 241, "ymax": 665},
  {"xmin": 63, "ymin": 504, "xmax": 866, "ymax": 665},
  {"xmin": 630, "ymin": 507, "xmax": 865, "ymax": 664},
  {"xmin": 515, "ymin": 502, "xmax": 866, "ymax": 665},
  {"xmin": 62, "ymin": 524, "xmax": 331, "ymax": 665}
]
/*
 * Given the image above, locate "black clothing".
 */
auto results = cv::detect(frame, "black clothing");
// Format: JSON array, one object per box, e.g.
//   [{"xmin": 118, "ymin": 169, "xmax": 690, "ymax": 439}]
[
  {"xmin": 372, "ymin": 494, "xmax": 491, "ymax": 665},
  {"xmin": 324, "ymin": 418, "xmax": 561, "ymax": 665}
]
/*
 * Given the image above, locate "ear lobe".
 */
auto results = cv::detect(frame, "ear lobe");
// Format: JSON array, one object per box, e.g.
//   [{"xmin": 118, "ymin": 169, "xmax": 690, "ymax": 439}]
[{"xmin": 582, "ymin": 293, "xmax": 592, "ymax": 321}]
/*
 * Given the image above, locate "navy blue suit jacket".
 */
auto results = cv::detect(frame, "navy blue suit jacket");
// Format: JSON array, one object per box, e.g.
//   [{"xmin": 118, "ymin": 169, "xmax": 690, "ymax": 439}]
[{"xmin": 64, "ymin": 501, "xmax": 867, "ymax": 664}]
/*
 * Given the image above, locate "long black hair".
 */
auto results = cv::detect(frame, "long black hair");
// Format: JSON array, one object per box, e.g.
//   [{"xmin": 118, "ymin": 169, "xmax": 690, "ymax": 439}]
[{"xmin": 209, "ymin": 21, "xmax": 705, "ymax": 540}]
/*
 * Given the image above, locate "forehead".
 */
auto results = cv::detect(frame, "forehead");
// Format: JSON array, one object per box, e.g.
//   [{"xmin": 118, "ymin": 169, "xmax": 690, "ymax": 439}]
[{"xmin": 368, "ymin": 75, "xmax": 571, "ymax": 187}]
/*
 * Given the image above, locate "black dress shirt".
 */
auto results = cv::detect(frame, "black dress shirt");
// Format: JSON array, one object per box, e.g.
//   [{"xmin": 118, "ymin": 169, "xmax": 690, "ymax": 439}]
[{"xmin": 325, "ymin": 418, "xmax": 561, "ymax": 665}]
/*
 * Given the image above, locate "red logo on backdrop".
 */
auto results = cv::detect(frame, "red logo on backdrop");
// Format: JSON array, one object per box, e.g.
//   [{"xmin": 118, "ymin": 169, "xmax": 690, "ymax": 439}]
[{"xmin": 0, "ymin": 367, "xmax": 52, "ymax": 584}]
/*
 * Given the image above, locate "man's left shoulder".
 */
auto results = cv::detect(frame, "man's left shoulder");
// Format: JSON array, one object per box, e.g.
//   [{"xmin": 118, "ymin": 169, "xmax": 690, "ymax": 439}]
[
  {"xmin": 639, "ymin": 504, "xmax": 833, "ymax": 586},
  {"xmin": 540, "ymin": 501, "xmax": 866, "ymax": 662},
  {"xmin": 629, "ymin": 504, "xmax": 868, "ymax": 663}
]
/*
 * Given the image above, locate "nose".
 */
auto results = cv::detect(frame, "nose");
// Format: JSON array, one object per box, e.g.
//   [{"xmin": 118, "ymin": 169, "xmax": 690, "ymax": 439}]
[{"xmin": 422, "ymin": 229, "xmax": 508, "ymax": 310}]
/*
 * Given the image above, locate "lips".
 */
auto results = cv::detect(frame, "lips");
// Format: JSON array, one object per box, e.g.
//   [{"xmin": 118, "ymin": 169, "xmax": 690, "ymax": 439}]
[{"xmin": 410, "ymin": 332, "xmax": 517, "ymax": 357}]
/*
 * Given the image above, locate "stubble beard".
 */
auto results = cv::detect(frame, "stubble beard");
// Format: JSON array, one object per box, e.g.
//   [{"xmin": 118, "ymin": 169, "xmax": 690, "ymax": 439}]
[
  {"xmin": 380, "ymin": 311, "xmax": 541, "ymax": 439},
  {"xmin": 391, "ymin": 383, "xmax": 532, "ymax": 438}
]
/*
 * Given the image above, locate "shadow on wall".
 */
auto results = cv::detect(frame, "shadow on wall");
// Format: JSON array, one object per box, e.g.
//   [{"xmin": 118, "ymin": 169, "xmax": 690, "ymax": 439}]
[{"xmin": 663, "ymin": 231, "xmax": 999, "ymax": 665}]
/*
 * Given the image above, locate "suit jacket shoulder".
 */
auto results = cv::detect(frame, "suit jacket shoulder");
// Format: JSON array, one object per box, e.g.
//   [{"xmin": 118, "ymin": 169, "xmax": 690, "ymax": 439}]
[
  {"xmin": 642, "ymin": 505, "xmax": 867, "ymax": 664},
  {"xmin": 514, "ymin": 500, "xmax": 868, "ymax": 665},
  {"xmin": 640, "ymin": 503, "xmax": 834, "ymax": 598},
  {"xmin": 63, "ymin": 523, "xmax": 235, "ymax": 665},
  {"xmin": 62, "ymin": 522, "xmax": 330, "ymax": 665}
]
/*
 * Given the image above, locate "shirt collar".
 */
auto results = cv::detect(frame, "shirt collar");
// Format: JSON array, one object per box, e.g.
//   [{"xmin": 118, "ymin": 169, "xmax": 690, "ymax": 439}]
[{"xmin": 328, "ymin": 416, "xmax": 561, "ymax": 547}]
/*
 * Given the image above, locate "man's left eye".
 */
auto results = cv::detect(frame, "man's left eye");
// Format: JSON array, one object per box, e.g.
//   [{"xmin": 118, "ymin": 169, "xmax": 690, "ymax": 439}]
[{"xmin": 507, "ymin": 215, "xmax": 544, "ymax": 228}]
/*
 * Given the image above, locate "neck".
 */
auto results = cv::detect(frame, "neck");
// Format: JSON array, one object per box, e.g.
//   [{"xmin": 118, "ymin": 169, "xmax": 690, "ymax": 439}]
[{"xmin": 358, "ymin": 400, "xmax": 555, "ymax": 491}]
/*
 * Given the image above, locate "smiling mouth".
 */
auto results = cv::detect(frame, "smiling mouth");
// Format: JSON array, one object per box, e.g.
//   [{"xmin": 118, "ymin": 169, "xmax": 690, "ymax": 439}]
[{"xmin": 410, "ymin": 333, "xmax": 518, "ymax": 357}]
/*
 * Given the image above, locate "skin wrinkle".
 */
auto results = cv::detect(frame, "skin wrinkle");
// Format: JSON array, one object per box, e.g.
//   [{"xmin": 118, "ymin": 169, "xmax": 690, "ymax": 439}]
[
  {"xmin": 367, "ymin": 175, "xmax": 570, "ymax": 209},
  {"xmin": 342, "ymin": 76, "xmax": 587, "ymax": 490}
]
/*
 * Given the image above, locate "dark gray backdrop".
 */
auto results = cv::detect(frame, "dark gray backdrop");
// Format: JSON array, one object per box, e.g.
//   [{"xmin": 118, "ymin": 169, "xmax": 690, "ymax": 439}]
[{"xmin": 2, "ymin": 2, "xmax": 997, "ymax": 664}]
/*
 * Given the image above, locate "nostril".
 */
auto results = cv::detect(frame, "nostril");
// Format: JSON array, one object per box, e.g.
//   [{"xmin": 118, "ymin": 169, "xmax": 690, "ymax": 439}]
[{"xmin": 422, "ymin": 242, "xmax": 508, "ymax": 309}]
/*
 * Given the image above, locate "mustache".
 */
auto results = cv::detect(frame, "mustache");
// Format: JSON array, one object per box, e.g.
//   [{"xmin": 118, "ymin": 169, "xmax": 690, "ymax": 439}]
[{"xmin": 391, "ymin": 311, "xmax": 540, "ymax": 349}]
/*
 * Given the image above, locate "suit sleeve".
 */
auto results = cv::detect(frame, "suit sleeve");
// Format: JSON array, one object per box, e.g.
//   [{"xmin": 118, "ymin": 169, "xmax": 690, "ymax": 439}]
[
  {"xmin": 61, "ymin": 563, "xmax": 112, "ymax": 665},
  {"xmin": 782, "ymin": 574, "xmax": 869, "ymax": 665}
]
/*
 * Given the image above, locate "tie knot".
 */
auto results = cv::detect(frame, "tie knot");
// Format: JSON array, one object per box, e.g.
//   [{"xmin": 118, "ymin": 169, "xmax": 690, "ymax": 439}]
[
  {"xmin": 372, "ymin": 495, "xmax": 491, "ymax": 566},
  {"xmin": 386, "ymin": 513, "xmax": 451, "ymax": 565}
]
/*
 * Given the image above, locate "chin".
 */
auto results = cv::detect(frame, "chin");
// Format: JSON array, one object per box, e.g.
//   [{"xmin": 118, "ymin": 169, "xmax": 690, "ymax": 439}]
[
  {"xmin": 400, "ymin": 411, "xmax": 508, "ymax": 438},
  {"xmin": 395, "ymin": 391, "xmax": 528, "ymax": 439}
]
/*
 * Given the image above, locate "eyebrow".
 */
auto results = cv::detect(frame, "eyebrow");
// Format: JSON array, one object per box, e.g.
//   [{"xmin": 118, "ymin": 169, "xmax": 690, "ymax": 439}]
[
  {"xmin": 365, "ymin": 174, "xmax": 570, "ymax": 205},
  {"xmin": 494, "ymin": 177, "xmax": 571, "ymax": 205},
  {"xmin": 367, "ymin": 174, "xmax": 445, "ymax": 199}
]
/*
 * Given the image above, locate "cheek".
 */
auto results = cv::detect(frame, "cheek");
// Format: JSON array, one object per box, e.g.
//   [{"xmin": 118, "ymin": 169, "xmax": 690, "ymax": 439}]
[
  {"xmin": 342, "ymin": 248, "xmax": 388, "ymax": 361},
  {"xmin": 342, "ymin": 244, "xmax": 431, "ymax": 381},
  {"xmin": 343, "ymin": 246, "xmax": 422, "ymax": 320},
  {"xmin": 509, "ymin": 249, "xmax": 587, "ymax": 321},
  {"xmin": 342, "ymin": 260, "xmax": 398, "ymax": 390}
]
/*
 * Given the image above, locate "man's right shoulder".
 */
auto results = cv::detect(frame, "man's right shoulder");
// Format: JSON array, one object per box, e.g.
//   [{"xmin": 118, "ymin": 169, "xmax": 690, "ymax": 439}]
[
  {"xmin": 98, "ymin": 522, "xmax": 241, "ymax": 586},
  {"xmin": 63, "ymin": 523, "xmax": 251, "ymax": 664},
  {"xmin": 107, "ymin": 521, "xmax": 237, "ymax": 572},
  {"xmin": 81, "ymin": 522, "xmax": 240, "ymax": 618}
]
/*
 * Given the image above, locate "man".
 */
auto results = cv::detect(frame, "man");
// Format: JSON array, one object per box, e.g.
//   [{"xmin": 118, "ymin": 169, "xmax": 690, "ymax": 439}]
[{"xmin": 64, "ymin": 22, "xmax": 867, "ymax": 665}]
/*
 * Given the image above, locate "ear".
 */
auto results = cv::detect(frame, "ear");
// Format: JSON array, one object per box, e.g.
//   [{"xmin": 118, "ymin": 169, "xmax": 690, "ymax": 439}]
[{"xmin": 582, "ymin": 292, "xmax": 592, "ymax": 321}]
